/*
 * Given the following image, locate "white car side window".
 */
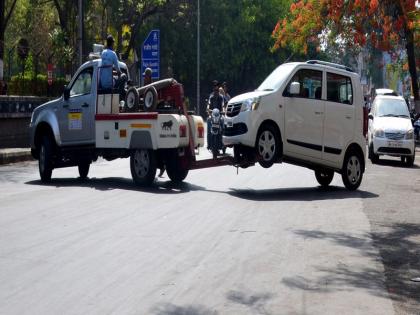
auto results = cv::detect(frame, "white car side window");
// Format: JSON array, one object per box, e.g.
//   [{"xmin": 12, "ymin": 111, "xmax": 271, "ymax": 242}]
[
  {"xmin": 284, "ymin": 69, "xmax": 322, "ymax": 99},
  {"xmin": 327, "ymin": 72, "xmax": 353, "ymax": 104}
]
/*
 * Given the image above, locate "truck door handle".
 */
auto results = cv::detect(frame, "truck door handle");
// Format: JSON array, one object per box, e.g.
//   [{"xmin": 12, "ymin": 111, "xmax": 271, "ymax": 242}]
[
  {"xmin": 82, "ymin": 103, "xmax": 89, "ymax": 108},
  {"xmin": 314, "ymin": 111, "xmax": 324, "ymax": 115},
  {"xmin": 279, "ymin": 104, "xmax": 283, "ymax": 108},
  {"xmin": 345, "ymin": 115, "xmax": 352, "ymax": 119}
]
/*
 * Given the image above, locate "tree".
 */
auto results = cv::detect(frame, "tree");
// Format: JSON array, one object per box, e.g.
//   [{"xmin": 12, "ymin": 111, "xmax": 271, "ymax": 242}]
[
  {"xmin": 272, "ymin": 0, "xmax": 419, "ymax": 103},
  {"xmin": 0, "ymin": 0, "xmax": 18, "ymax": 79},
  {"xmin": 140, "ymin": 0, "xmax": 291, "ymax": 107}
]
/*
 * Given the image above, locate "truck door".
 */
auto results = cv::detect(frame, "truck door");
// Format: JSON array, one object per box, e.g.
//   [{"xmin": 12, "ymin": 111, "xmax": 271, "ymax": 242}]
[{"xmin": 58, "ymin": 67, "xmax": 95, "ymax": 144}]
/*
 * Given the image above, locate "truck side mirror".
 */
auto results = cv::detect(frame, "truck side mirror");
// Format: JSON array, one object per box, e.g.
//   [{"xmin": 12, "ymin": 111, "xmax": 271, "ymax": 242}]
[
  {"xmin": 63, "ymin": 85, "xmax": 70, "ymax": 100},
  {"xmin": 368, "ymin": 113, "xmax": 373, "ymax": 120},
  {"xmin": 290, "ymin": 82, "xmax": 300, "ymax": 95}
]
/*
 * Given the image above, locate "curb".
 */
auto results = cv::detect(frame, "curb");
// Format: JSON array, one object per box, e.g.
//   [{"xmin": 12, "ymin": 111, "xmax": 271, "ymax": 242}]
[{"xmin": 0, "ymin": 149, "xmax": 33, "ymax": 165}]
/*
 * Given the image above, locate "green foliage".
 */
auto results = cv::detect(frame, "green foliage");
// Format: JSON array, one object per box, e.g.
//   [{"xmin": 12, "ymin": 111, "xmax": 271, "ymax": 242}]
[
  {"xmin": 4, "ymin": 0, "xmax": 293, "ymax": 101},
  {"xmin": 140, "ymin": 0, "xmax": 291, "ymax": 104},
  {"xmin": 8, "ymin": 74, "xmax": 68, "ymax": 96}
]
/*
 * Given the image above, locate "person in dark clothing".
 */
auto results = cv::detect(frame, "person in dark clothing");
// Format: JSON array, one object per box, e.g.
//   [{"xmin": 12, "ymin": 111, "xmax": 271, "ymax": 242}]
[
  {"xmin": 207, "ymin": 80, "xmax": 224, "ymax": 113},
  {"xmin": 143, "ymin": 67, "xmax": 152, "ymax": 86},
  {"xmin": 206, "ymin": 81, "xmax": 225, "ymax": 150}
]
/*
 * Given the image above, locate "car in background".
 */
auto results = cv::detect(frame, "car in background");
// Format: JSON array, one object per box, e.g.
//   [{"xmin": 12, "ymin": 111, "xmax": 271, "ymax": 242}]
[
  {"xmin": 368, "ymin": 95, "xmax": 415, "ymax": 166},
  {"xmin": 414, "ymin": 117, "xmax": 420, "ymax": 141},
  {"xmin": 375, "ymin": 88, "xmax": 399, "ymax": 97}
]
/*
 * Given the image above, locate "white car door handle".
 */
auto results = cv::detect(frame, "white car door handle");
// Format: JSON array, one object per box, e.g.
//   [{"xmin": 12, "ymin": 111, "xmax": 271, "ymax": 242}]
[
  {"xmin": 345, "ymin": 115, "xmax": 352, "ymax": 119},
  {"xmin": 314, "ymin": 111, "xmax": 324, "ymax": 115}
]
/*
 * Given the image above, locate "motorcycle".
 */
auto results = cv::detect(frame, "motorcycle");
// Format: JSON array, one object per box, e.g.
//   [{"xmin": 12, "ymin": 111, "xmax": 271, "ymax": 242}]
[{"xmin": 207, "ymin": 108, "xmax": 226, "ymax": 159}]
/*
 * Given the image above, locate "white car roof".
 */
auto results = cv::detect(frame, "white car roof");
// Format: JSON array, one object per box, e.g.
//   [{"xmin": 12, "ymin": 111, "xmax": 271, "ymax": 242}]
[
  {"xmin": 375, "ymin": 88, "xmax": 398, "ymax": 95},
  {"xmin": 374, "ymin": 95, "xmax": 405, "ymax": 101}
]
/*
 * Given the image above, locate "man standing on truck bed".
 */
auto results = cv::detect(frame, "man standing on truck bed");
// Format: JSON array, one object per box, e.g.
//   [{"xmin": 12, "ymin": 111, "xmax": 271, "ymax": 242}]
[{"xmin": 100, "ymin": 35, "xmax": 122, "ymax": 92}]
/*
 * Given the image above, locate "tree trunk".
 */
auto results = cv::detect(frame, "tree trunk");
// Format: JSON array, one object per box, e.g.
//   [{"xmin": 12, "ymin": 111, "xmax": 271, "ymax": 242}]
[
  {"xmin": 0, "ymin": 0, "xmax": 17, "ymax": 80},
  {"xmin": 405, "ymin": 27, "xmax": 419, "ymax": 113}
]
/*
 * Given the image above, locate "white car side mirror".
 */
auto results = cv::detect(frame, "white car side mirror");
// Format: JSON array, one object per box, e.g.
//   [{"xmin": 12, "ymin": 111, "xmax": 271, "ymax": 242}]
[{"xmin": 290, "ymin": 82, "xmax": 300, "ymax": 95}]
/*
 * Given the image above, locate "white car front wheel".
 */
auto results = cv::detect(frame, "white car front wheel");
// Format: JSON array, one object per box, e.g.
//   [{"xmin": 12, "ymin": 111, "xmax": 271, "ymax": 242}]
[{"xmin": 256, "ymin": 124, "xmax": 280, "ymax": 168}]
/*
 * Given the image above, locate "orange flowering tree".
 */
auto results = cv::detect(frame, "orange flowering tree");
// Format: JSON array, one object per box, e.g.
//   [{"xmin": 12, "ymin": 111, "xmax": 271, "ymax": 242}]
[{"xmin": 272, "ymin": 0, "xmax": 419, "ymax": 101}]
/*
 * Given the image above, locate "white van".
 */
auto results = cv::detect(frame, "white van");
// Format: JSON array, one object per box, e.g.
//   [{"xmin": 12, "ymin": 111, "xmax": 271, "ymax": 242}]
[{"xmin": 223, "ymin": 60, "xmax": 367, "ymax": 190}]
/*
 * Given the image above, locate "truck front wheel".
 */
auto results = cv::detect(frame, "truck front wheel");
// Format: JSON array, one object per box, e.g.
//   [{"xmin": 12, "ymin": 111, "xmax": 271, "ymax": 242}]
[
  {"xmin": 39, "ymin": 136, "xmax": 54, "ymax": 183},
  {"xmin": 130, "ymin": 149, "xmax": 157, "ymax": 186}
]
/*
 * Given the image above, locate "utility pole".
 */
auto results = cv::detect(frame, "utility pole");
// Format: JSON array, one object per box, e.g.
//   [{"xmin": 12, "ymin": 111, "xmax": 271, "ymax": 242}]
[
  {"xmin": 78, "ymin": 0, "xmax": 83, "ymax": 65},
  {"xmin": 197, "ymin": 0, "xmax": 200, "ymax": 115}
]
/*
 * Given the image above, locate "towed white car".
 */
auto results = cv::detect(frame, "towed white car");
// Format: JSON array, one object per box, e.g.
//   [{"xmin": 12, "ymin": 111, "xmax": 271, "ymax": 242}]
[
  {"xmin": 368, "ymin": 95, "xmax": 415, "ymax": 166},
  {"xmin": 223, "ymin": 60, "xmax": 367, "ymax": 190}
]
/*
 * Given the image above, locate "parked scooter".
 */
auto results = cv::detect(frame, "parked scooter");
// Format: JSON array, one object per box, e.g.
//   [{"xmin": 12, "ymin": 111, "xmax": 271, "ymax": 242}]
[{"xmin": 207, "ymin": 108, "xmax": 226, "ymax": 159}]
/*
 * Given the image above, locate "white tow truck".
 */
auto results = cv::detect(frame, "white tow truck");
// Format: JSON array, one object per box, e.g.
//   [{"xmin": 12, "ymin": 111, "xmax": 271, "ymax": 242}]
[{"xmin": 29, "ymin": 58, "xmax": 207, "ymax": 185}]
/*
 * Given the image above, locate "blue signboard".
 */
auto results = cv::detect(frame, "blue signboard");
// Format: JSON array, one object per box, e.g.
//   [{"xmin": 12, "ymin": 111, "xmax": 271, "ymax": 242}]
[{"xmin": 141, "ymin": 30, "xmax": 160, "ymax": 81}]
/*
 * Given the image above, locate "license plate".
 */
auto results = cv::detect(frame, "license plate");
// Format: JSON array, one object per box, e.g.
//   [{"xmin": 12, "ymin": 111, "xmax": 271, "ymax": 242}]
[{"xmin": 388, "ymin": 141, "xmax": 402, "ymax": 148}]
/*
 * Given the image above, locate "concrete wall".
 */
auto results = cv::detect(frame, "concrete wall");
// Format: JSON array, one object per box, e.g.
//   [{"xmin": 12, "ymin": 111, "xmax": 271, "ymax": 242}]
[{"xmin": 0, "ymin": 96, "xmax": 51, "ymax": 148}]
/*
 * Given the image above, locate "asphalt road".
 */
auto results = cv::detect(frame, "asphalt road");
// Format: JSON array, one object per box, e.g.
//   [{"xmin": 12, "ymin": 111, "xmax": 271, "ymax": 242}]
[{"xmin": 0, "ymin": 149, "xmax": 419, "ymax": 315}]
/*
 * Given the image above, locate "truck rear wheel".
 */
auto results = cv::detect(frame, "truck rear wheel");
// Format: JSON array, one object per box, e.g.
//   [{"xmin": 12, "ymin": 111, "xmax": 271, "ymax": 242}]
[
  {"xmin": 39, "ymin": 135, "xmax": 53, "ymax": 183},
  {"xmin": 130, "ymin": 149, "xmax": 157, "ymax": 186},
  {"xmin": 166, "ymin": 149, "xmax": 189, "ymax": 183}
]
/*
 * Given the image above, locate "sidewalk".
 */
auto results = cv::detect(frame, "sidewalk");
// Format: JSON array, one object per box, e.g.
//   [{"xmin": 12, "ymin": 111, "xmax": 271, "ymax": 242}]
[{"xmin": 0, "ymin": 148, "xmax": 33, "ymax": 165}]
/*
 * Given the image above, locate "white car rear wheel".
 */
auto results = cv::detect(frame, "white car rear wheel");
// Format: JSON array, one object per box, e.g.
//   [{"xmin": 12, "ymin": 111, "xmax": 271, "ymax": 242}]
[{"xmin": 341, "ymin": 150, "xmax": 363, "ymax": 190}]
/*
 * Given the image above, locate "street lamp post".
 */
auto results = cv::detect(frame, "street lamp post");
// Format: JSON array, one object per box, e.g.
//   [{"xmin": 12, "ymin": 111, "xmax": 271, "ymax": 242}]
[
  {"xmin": 197, "ymin": 0, "xmax": 200, "ymax": 115},
  {"xmin": 78, "ymin": 0, "xmax": 83, "ymax": 65}
]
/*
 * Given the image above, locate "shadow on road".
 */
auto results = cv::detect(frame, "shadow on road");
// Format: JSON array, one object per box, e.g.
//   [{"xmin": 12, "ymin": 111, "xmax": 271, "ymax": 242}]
[
  {"xmin": 283, "ymin": 224, "xmax": 420, "ymax": 313},
  {"xmin": 374, "ymin": 158, "xmax": 419, "ymax": 169},
  {"xmin": 25, "ymin": 177, "xmax": 207, "ymax": 194},
  {"xmin": 228, "ymin": 186, "xmax": 378, "ymax": 201},
  {"xmin": 226, "ymin": 290, "xmax": 273, "ymax": 314},
  {"xmin": 150, "ymin": 303, "xmax": 217, "ymax": 315}
]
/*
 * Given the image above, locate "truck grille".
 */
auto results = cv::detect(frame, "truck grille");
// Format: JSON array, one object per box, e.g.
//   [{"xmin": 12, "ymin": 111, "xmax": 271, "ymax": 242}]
[
  {"xmin": 226, "ymin": 103, "xmax": 242, "ymax": 117},
  {"xmin": 385, "ymin": 132, "xmax": 405, "ymax": 140}
]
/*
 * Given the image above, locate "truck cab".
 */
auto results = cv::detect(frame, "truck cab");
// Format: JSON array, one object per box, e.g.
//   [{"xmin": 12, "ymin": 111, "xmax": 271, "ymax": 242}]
[{"xmin": 30, "ymin": 59, "xmax": 128, "ymax": 149}]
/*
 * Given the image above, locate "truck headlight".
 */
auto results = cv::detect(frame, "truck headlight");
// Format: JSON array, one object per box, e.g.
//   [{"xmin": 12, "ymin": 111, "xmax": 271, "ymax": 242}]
[
  {"xmin": 374, "ymin": 128, "xmax": 385, "ymax": 138},
  {"xmin": 405, "ymin": 129, "xmax": 414, "ymax": 140},
  {"xmin": 241, "ymin": 97, "xmax": 260, "ymax": 112}
]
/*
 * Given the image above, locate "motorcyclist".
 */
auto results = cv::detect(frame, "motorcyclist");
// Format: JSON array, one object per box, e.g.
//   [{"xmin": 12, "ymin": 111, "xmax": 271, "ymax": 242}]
[
  {"xmin": 207, "ymin": 80, "xmax": 224, "ymax": 115},
  {"xmin": 207, "ymin": 80, "xmax": 225, "ymax": 150}
]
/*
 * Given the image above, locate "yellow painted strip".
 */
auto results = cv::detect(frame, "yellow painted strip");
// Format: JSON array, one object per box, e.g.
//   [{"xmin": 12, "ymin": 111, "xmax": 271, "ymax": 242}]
[{"xmin": 130, "ymin": 123, "xmax": 152, "ymax": 129}]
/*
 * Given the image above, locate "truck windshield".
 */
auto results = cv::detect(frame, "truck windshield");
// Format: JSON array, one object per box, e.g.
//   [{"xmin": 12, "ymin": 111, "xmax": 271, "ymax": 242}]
[{"xmin": 257, "ymin": 64, "xmax": 295, "ymax": 92}]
